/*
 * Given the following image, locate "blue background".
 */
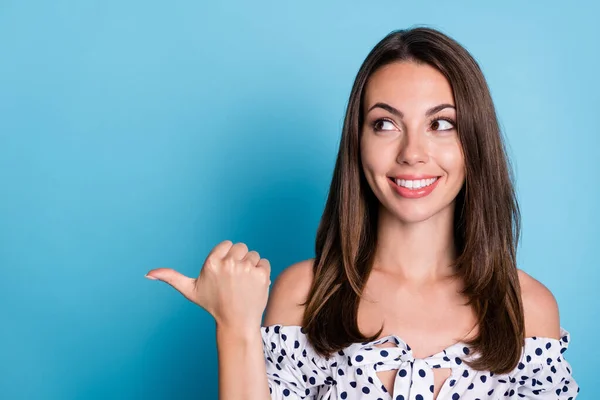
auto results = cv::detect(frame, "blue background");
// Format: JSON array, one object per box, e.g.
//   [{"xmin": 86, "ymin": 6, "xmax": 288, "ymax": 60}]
[{"xmin": 1, "ymin": 0, "xmax": 597, "ymax": 398}]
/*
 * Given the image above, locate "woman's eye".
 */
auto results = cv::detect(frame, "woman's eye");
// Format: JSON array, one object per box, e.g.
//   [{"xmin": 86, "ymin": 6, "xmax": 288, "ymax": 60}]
[
  {"xmin": 431, "ymin": 119, "xmax": 455, "ymax": 131},
  {"xmin": 373, "ymin": 119, "xmax": 395, "ymax": 131}
]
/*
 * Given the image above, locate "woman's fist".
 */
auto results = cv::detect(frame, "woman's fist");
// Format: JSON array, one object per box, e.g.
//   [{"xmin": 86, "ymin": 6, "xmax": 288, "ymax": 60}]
[{"xmin": 145, "ymin": 240, "xmax": 271, "ymax": 330}]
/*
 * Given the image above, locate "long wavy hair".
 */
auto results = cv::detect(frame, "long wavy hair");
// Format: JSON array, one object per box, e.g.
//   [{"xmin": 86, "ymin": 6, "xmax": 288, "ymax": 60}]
[{"xmin": 302, "ymin": 27, "xmax": 523, "ymax": 373}]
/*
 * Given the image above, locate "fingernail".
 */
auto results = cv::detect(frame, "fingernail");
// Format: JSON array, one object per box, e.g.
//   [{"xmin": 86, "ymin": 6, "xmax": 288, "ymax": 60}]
[{"xmin": 145, "ymin": 274, "xmax": 158, "ymax": 280}]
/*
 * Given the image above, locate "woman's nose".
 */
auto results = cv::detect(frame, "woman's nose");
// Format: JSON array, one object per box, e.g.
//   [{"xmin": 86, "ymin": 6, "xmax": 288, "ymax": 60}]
[{"xmin": 396, "ymin": 131, "xmax": 428, "ymax": 165}]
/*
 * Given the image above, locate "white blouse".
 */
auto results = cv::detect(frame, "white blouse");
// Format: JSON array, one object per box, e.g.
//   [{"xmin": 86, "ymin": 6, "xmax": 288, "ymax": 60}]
[{"xmin": 261, "ymin": 325, "xmax": 579, "ymax": 399}]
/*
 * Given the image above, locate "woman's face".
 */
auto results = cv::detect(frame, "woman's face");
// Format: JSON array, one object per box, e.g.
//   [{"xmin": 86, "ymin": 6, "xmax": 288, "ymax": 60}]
[{"xmin": 360, "ymin": 61, "xmax": 465, "ymax": 224}]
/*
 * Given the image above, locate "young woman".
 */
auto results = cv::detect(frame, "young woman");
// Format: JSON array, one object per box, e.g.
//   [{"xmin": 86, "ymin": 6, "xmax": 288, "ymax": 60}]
[{"xmin": 146, "ymin": 27, "xmax": 579, "ymax": 399}]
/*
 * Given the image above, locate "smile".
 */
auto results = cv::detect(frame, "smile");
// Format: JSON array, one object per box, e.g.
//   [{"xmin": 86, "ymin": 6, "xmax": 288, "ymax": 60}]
[
  {"xmin": 394, "ymin": 177, "xmax": 438, "ymax": 189},
  {"xmin": 388, "ymin": 176, "xmax": 441, "ymax": 199}
]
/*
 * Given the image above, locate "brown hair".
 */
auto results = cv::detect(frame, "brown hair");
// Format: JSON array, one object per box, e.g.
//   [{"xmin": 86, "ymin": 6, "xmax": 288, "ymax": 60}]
[{"xmin": 302, "ymin": 26, "xmax": 524, "ymax": 373}]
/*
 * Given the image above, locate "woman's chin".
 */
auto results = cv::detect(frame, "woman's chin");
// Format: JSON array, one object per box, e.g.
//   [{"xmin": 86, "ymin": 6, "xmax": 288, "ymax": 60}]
[
  {"xmin": 393, "ymin": 211, "xmax": 437, "ymax": 224},
  {"xmin": 381, "ymin": 203, "xmax": 453, "ymax": 225}
]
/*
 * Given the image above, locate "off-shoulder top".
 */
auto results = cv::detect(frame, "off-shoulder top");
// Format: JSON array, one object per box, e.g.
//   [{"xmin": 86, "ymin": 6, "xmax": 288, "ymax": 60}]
[{"xmin": 261, "ymin": 325, "xmax": 579, "ymax": 399}]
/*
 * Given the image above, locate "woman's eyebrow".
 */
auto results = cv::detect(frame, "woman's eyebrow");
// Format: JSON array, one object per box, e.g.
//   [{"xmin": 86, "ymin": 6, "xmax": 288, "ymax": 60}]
[{"xmin": 367, "ymin": 102, "xmax": 456, "ymax": 118}]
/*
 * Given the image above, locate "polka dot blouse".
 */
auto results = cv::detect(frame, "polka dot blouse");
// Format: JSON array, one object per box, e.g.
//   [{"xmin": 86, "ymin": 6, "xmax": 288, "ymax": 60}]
[{"xmin": 261, "ymin": 325, "xmax": 579, "ymax": 399}]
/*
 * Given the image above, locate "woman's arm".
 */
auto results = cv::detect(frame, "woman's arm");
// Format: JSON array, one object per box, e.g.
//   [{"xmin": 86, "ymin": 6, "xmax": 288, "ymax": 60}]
[
  {"xmin": 216, "ymin": 326, "xmax": 270, "ymax": 400},
  {"xmin": 145, "ymin": 241, "xmax": 272, "ymax": 400},
  {"xmin": 216, "ymin": 259, "xmax": 314, "ymax": 399},
  {"xmin": 215, "ymin": 259, "xmax": 314, "ymax": 399}
]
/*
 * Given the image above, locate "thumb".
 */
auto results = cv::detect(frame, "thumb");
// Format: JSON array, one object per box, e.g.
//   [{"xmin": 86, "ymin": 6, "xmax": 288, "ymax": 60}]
[{"xmin": 145, "ymin": 268, "xmax": 197, "ymax": 301}]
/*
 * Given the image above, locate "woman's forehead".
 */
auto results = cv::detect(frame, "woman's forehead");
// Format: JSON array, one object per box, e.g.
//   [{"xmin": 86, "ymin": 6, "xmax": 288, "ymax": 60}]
[{"xmin": 363, "ymin": 62, "xmax": 455, "ymax": 112}]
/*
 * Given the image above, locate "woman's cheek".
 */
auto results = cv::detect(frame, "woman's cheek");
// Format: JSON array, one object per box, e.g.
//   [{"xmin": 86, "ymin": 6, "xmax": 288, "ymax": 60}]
[{"xmin": 431, "ymin": 140, "xmax": 465, "ymax": 171}]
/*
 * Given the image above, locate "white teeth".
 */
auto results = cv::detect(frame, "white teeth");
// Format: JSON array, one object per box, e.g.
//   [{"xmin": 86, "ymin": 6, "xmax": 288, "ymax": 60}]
[{"xmin": 395, "ymin": 177, "xmax": 438, "ymax": 189}]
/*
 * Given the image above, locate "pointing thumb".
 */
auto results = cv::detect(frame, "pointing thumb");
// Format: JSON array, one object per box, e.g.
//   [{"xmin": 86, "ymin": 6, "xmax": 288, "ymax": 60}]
[{"xmin": 145, "ymin": 268, "xmax": 197, "ymax": 301}]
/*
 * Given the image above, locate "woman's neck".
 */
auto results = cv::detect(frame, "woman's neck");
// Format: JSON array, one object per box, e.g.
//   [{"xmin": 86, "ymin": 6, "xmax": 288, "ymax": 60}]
[{"xmin": 372, "ymin": 205, "xmax": 457, "ymax": 284}]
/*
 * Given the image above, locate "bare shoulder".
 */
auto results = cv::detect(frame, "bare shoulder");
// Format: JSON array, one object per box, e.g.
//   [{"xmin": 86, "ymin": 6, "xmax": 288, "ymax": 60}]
[
  {"xmin": 518, "ymin": 269, "xmax": 561, "ymax": 339},
  {"xmin": 262, "ymin": 258, "xmax": 315, "ymax": 327}
]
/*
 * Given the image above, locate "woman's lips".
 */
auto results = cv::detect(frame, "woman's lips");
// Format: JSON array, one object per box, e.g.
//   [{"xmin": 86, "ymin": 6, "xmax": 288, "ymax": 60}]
[{"xmin": 388, "ymin": 176, "xmax": 441, "ymax": 199}]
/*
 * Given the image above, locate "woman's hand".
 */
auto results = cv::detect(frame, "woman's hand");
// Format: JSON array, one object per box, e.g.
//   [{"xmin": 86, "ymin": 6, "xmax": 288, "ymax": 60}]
[{"xmin": 145, "ymin": 240, "xmax": 271, "ymax": 330}]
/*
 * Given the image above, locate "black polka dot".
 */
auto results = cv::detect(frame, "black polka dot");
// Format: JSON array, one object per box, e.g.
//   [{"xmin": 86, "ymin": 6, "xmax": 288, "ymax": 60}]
[
  {"xmin": 419, "ymin": 369, "xmax": 426, "ymax": 377},
  {"xmin": 362, "ymin": 387, "xmax": 370, "ymax": 394},
  {"xmin": 399, "ymin": 369, "xmax": 407, "ymax": 377}
]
